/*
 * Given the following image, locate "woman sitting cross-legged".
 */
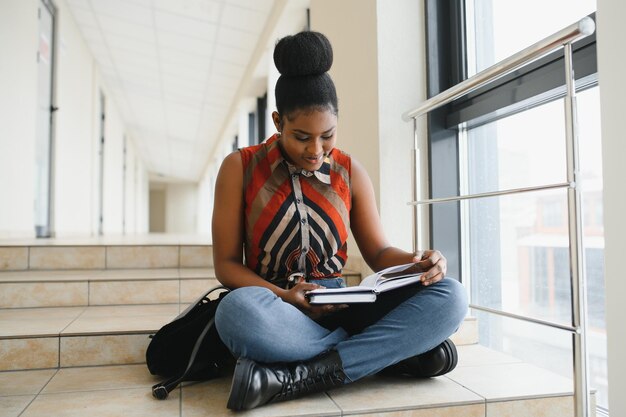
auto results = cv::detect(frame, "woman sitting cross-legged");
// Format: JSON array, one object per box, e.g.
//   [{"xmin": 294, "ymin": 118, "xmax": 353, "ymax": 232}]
[{"xmin": 212, "ymin": 30, "xmax": 468, "ymax": 411}]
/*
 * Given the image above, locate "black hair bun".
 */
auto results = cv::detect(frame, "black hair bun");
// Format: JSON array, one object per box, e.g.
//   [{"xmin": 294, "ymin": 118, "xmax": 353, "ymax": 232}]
[{"xmin": 273, "ymin": 31, "xmax": 333, "ymax": 77}]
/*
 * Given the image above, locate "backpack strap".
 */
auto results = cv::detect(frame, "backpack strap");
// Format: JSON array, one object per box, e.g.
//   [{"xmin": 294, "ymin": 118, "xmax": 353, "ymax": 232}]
[
  {"xmin": 152, "ymin": 316, "xmax": 217, "ymax": 399},
  {"xmin": 152, "ymin": 285, "xmax": 229, "ymax": 400}
]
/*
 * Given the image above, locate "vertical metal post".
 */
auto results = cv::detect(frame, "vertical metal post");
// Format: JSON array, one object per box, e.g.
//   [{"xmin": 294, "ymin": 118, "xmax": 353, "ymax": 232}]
[
  {"xmin": 412, "ymin": 118, "xmax": 422, "ymax": 253},
  {"xmin": 563, "ymin": 41, "xmax": 590, "ymax": 417}
]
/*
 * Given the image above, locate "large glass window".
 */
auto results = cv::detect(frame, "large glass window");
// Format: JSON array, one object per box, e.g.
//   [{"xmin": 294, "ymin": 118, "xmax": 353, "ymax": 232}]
[
  {"xmin": 468, "ymin": 0, "xmax": 596, "ymax": 75},
  {"xmin": 426, "ymin": 0, "xmax": 606, "ymax": 413},
  {"xmin": 464, "ymin": 88, "xmax": 606, "ymax": 409}
]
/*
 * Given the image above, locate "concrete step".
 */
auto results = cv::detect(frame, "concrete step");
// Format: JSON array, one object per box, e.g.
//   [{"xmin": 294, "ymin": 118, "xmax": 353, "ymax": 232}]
[
  {"xmin": 0, "ymin": 304, "xmax": 477, "ymax": 372},
  {"xmin": 0, "ymin": 344, "xmax": 595, "ymax": 417},
  {"xmin": 0, "ymin": 243, "xmax": 213, "ymax": 271},
  {"xmin": 0, "ymin": 268, "xmax": 363, "ymax": 309}
]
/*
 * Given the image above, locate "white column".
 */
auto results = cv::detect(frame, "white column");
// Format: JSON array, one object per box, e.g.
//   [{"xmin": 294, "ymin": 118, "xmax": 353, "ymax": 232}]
[
  {"xmin": 596, "ymin": 1, "xmax": 626, "ymax": 414},
  {"xmin": 310, "ymin": 0, "xmax": 426, "ymax": 255}
]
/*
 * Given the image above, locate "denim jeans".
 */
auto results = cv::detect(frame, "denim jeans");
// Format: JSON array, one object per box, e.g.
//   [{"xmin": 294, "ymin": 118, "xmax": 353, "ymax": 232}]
[{"xmin": 214, "ymin": 277, "xmax": 468, "ymax": 381}]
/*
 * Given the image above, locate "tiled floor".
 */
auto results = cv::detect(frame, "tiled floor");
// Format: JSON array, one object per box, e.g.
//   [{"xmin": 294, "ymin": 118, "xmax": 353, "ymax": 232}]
[{"xmin": 0, "ymin": 345, "xmax": 586, "ymax": 417}]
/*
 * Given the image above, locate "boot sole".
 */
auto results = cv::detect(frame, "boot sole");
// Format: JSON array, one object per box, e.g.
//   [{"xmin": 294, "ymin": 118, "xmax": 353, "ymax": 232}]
[
  {"xmin": 227, "ymin": 358, "xmax": 255, "ymax": 410},
  {"xmin": 433, "ymin": 339, "xmax": 458, "ymax": 376}
]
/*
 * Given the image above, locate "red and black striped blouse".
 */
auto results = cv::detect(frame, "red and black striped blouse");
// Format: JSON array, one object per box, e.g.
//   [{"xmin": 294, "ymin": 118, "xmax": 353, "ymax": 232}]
[{"xmin": 240, "ymin": 134, "xmax": 351, "ymax": 285}]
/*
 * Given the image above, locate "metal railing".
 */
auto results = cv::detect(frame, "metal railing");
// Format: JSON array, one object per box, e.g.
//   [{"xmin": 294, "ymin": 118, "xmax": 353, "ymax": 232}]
[{"xmin": 403, "ymin": 17, "xmax": 595, "ymax": 417}]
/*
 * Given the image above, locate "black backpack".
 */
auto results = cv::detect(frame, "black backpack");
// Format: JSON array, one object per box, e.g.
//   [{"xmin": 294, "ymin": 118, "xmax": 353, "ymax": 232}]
[{"xmin": 146, "ymin": 285, "xmax": 235, "ymax": 399}]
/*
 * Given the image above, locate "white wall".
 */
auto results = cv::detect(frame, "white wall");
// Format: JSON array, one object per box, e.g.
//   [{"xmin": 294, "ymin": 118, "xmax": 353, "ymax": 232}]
[
  {"xmin": 101, "ymin": 96, "xmax": 125, "ymax": 235},
  {"xmin": 53, "ymin": 0, "xmax": 95, "ymax": 236},
  {"xmin": 0, "ymin": 0, "xmax": 149, "ymax": 238},
  {"xmin": 0, "ymin": 0, "xmax": 38, "ymax": 238},
  {"xmin": 310, "ymin": 0, "xmax": 427, "ymax": 259},
  {"xmin": 375, "ymin": 0, "xmax": 428, "ymax": 251},
  {"xmin": 596, "ymin": 1, "xmax": 626, "ymax": 414},
  {"xmin": 165, "ymin": 183, "xmax": 197, "ymax": 234},
  {"xmin": 310, "ymin": 0, "xmax": 381, "ymax": 205}
]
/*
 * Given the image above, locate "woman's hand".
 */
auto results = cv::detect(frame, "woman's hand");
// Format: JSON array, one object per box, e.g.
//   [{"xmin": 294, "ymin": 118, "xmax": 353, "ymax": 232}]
[
  {"xmin": 280, "ymin": 281, "xmax": 347, "ymax": 320},
  {"xmin": 412, "ymin": 250, "xmax": 447, "ymax": 286}
]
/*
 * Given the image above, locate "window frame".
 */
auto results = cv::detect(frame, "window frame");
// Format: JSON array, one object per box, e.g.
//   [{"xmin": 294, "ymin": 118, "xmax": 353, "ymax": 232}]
[{"xmin": 424, "ymin": 1, "xmax": 598, "ymax": 283}]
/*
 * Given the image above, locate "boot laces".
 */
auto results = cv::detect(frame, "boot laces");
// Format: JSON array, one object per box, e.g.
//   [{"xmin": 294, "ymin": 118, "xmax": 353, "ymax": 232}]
[{"xmin": 276, "ymin": 363, "xmax": 343, "ymax": 399}]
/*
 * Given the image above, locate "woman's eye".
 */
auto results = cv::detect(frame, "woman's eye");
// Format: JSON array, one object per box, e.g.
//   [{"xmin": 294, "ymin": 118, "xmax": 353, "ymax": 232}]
[
  {"xmin": 295, "ymin": 136, "xmax": 309, "ymax": 142},
  {"xmin": 322, "ymin": 135, "xmax": 333, "ymax": 140}
]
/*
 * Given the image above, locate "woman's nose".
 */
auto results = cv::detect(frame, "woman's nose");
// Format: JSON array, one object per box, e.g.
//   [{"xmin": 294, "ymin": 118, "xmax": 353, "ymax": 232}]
[{"xmin": 307, "ymin": 138, "xmax": 323, "ymax": 154}]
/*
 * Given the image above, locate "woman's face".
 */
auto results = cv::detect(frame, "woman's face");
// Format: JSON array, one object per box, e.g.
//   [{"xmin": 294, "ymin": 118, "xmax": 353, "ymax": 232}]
[{"xmin": 273, "ymin": 108, "xmax": 337, "ymax": 171}]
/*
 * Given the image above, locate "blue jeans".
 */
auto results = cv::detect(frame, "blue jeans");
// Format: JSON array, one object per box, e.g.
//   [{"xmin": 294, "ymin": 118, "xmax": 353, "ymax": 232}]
[{"xmin": 215, "ymin": 277, "xmax": 468, "ymax": 381}]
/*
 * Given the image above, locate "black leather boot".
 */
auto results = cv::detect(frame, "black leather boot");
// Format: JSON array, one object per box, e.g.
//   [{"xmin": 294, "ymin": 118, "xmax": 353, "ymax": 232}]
[
  {"xmin": 381, "ymin": 339, "xmax": 458, "ymax": 377},
  {"xmin": 226, "ymin": 349, "xmax": 347, "ymax": 411}
]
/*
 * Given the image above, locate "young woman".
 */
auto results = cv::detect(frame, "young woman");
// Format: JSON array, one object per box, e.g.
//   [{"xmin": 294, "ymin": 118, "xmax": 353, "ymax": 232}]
[{"xmin": 212, "ymin": 31, "xmax": 468, "ymax": 411}]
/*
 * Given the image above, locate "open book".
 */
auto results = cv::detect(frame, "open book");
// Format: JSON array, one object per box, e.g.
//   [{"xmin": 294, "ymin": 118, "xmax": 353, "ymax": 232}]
[{"xmin": 306, "ymin": 263, "xmax": 422, "ymax": 304}]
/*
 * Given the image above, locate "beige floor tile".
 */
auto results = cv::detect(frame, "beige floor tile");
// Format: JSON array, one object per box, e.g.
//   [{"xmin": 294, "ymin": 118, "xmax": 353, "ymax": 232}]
[
  {"xmin": 456, "ymin": 344, "xmax": 522, "ymax": 368},
  {"xmin": 0, "ymin": 395, "xmax": 35, "ymax": 417},
  {"xmin": 29, "ymin": 246, "xmax": 105, "ymax": 270},
  {"xmin": 0, "ymin": 338, "xmax": 58, "ymax": 371},
  {"xmin": 181, "ymin": 377, "xmax": 342, "ymax": 417},
  {"xmin": 60, "ymin": 334, "xmax": 150, "ymax": 367},
  {"xmin": 180, "ymin": 246, "xmax": 213, "ymax": 268},
  {"xmin": 486, "ymin": 396, "xmax": 573, "ymax": 417},
  {"xmin": 0, "ymin": 234, "xmax": 210, "ymax": 247},
  {"xmin": 106, "ymin": 246, "xmax": 179, "ymax": 269},
  {"xmin": 0, "ymin": 369, "xmax": 56, "ymax": 395},
  {"xmin": 0, "ymin": 282, "xmax": 88, "ymax": 308},
  {"xmin": 62, "ymin": 314, "xmax": 174, "ymax": 335},
  {"xmin": 96, "ymin": 268, "xmax": 180, "ymax": 280},
  {"xmin": 446, "ymin": 362, "xmax": 573, "ymax": 401},
  {"xmin": 0, "ymin": 247, "xmax": 28, "ymax": 271},
  {"xmin": 21, "ymin": 388, "xmax": 180, "ymax": 417},
  {"xmin": 61, "ymin": 304, "xmax": 178, "ymax": 335},
  {"xmin": 0, "ymin": 306, "xmax": 85, "ymax": 321},
  {"xmin": 0, "ymin": 307, "xmax": 84, "ymax": 337},
  {"xmin": 77, "ymin": 304, "xmax": 179, "ymax": 318},
  {"xmin": 42, "ymin": 364, "xmax": 159, "ymax": 394},
  {"xmin": 346, "ymin": 403, "xmax": 485, "ymax": 417},
  {"xmin": 89, "ymin": 280, "xmax": 179, "ymax": 305},
  {"xmin": 0, "ymin": 270, "xmax": 95, "ymax": 283},
  {"xmin": 328, "ymin": 375, "xmax": 483, "ymax": 414},
  {"xmin": 180, "ymin": 279, "xmax": 221, "ymax": 302},
  {"xmin": 450, "ymin": 316, "xmax": 478, "ymax": 346},
  {"xmin": 178, "ymin": 268, "xmax": 216, "ymax": 278}
]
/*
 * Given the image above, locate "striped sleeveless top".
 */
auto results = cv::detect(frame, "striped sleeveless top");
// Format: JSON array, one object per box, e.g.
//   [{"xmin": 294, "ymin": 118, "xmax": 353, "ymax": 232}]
[{"xmin": 240, "ymin": 134, "xmax": 352, "ymax": 285}]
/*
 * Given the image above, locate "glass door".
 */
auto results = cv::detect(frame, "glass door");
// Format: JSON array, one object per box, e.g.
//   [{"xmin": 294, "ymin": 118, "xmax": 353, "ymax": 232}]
[{"xmin": 34, "ymin": 0, "xmax": 56, "ymax": 238}]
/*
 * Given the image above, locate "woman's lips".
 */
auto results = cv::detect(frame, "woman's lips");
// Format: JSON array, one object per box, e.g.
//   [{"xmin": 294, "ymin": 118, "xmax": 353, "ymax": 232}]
[{"xmin": 304, "ymin": 155, "xmax": 322, "ymax": 163}]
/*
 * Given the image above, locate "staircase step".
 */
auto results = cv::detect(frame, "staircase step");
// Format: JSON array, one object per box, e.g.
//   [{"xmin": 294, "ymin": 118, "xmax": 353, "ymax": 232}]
[
  {"xmin": 0, "ymin": 304, "xmax": 476, "ymax": 372},
  {"xmin": 0, "ymin": 268, "xmax": 362, "ymax": 309},
  {"xmin": 0, "ymin": 241, "xmax": 213, "ymax": 271},
  {"xmin": 0, "ymin": 269, "xmax": 219, "ymax": 308},
  {"xmin": 0, "ymin": 345, "xmax": 595, "ymax": 417}
]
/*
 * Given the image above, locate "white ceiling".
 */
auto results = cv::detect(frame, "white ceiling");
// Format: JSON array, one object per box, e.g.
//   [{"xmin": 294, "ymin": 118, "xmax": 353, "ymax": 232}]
[{"xmin": 64, "ymin": 0, "xmax": 278, "ymax": 182}]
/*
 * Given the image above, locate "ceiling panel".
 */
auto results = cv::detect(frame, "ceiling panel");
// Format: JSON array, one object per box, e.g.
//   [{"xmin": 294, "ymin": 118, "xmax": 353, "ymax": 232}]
[
  {"xmin": 66, "ymin": 0, "xmax": 278, "ymax": 182},
  {"xmin": 216, "ymin": 26, "xmax": 258, "ymax": 51},
  {"xmin": 213, "ymin": 43, "xmax": 250, "ymax": 66},
  {"xmin": 91, "ymin": 0, "xmax": 152, "ymax": 26},
  {"xmin": 226, "ymin": 0, "xmax": 275, "ymax": 13},
  {"xmin": 221, "ymin": 4, "xmax": 268, "ymax": 33},
  {"xmin": 154, "ymin": 10, "xmax": 218, "ymax": 41},
  {"xmin": 153, "ymin": 0, "xmax": 222, "ymax": 23},
  {"xmin": 157, "ymin": 30, "xmax": 216, "ymax": 57}
]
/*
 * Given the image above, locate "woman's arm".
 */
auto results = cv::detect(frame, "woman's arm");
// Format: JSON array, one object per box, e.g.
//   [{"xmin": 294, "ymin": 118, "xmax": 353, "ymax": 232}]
[
  {"xmin": 211, "ymin": 151, "xmax": 340, "ymax": 317},
  {"xmin": 211, "ymin": 152, "xmax": 281, "ymax": 291},
  {"xmin": 349, "ymin": 158, "xmax": 446, "ymax": 286}
]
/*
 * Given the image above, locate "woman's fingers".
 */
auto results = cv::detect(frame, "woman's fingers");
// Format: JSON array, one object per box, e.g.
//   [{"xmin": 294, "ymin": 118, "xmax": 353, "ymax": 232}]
[{"xmin": 415, "ymin": 250, "xmax": 447, "ymax": 285}]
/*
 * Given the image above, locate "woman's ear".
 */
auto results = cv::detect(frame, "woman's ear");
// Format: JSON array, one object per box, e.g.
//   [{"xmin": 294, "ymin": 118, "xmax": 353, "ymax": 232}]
[{"xmin": 271, "ymin": 111, "xmax": 282, "ymax": 132}]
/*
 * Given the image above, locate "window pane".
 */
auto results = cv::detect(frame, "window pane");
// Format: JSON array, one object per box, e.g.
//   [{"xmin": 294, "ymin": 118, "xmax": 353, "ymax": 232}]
[
  {"xmin": 468, "ymin": 0, "xmax": 596, "ymax": 75},
  {"xmin": 466, "ymin": 99, "xmax": 566, "ymax": 195},
  {"xmin": 467, "ymin": 189, "xmax": 572, "ymax": 326},
  {"xmin": 463, "ymin": 86, "xmax": 607, "ymax": 410}
]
